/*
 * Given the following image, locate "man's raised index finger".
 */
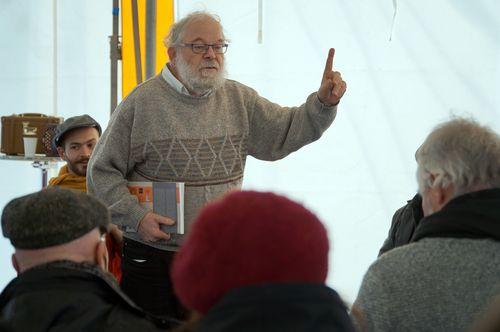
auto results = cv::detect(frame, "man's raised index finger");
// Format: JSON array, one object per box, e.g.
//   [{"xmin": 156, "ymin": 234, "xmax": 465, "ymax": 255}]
[{"xmin": 323, "ymin": 48, "xmax": 335, "ymax": 77}]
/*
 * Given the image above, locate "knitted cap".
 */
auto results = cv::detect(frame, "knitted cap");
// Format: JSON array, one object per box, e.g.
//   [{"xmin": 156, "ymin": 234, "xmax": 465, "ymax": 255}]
[
  {"xmin": 171, "ymin": 191, "xmax": 329, "ymax": 314},
  {"xmin": 53, "ymin": 114, "xmax": 102, "ymax": 147},
  {"xmin": 2, "ymin": 188, "xmax": 110, "ymax": 249}
]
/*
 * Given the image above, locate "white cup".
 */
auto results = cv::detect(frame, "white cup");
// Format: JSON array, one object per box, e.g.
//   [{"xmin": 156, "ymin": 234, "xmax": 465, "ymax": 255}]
[{"xmin": 23, "ymin": 136, "xmax": 38, "ymax": 157}]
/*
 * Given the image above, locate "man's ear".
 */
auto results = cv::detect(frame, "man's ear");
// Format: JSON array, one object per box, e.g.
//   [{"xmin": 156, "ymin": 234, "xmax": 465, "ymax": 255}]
[
  {"xmin": 56, "ymin": 146, "xmax": 66, "ymax": 160},
  {"xmin": 167, "ymin": 47, "xmax": 176, "ymax": 65},
  {"xmin": 429, "ymin": 185, "xmax": 453, "ymax": 213},
  {"xmin": 11, "ymin": 254, "xmax": 21, "ymax": 275},
  {"xmin": 95, "ymin": 239, "xmax": 109, "ymax": 272}
]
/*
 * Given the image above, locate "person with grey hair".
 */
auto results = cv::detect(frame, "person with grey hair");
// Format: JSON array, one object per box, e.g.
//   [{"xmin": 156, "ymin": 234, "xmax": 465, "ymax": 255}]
[
  {"xmin": 0, "ymin": 188, "xmax": 177, "ymax": 331},
  {"xmin": 351, "ymin": 117, "xmax": 500, "ymax": 332},
  {"xmin": 87, "ymin": 10, "xmax": 347, "ymax": 318}
]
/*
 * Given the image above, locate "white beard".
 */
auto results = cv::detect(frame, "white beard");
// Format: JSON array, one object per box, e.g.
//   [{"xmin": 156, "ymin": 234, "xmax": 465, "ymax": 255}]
[{"xmin": 174, "ymin": 54, "xmax": 227, "ymax": 95}]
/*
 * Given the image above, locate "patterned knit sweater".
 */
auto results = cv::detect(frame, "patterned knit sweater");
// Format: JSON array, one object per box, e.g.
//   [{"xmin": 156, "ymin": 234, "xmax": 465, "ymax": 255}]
[
  {"xmin": 353, "ymin": 239, "xmax": 500, "ymax": 332},
  {"xmin": 353, "ymin": 189, "xmax": 500, "ymax": 331},
  {"xmin": 87, "ymin": 74, "xmax": 337, "ymax": 249}
]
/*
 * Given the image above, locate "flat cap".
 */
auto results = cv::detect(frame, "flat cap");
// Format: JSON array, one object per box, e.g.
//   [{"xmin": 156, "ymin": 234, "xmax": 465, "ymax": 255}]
[
  {"xmin": 53, "ymin": 114, "xmax": 102, "ymax": 147},
  {"xmin": 2, "ymin": 188, "xmax": 110, "ymax": 249}
]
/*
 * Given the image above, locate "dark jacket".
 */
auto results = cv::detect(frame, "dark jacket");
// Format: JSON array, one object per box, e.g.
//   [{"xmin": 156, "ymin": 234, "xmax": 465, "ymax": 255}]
[
  {"xmin": 0, "ymin": 260, "xmax": 177, "ymax": 332},
  {"xmin": 378, "ymin": 193, "xmax": 423, "ymax": 256},
  {"xmin": 194, "ymin": 283, "xmax": 355, "ymax": 332},
  {"xmin": 411, "ymin": 188, "xmax": 500, "ymax": 242}
]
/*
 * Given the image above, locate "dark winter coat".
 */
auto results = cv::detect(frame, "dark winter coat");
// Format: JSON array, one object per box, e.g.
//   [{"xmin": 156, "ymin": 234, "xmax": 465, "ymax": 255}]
[
  {"xmin": 378, "ymin": 193, "xmax": 423, "ymax": 256},
  {"xmin": 0, "ymin": 260, "xmax": 177, "ymax": 332},
  {"xmin": 195, "ymin": 283, "xmax": 355, "ymax": 332}
]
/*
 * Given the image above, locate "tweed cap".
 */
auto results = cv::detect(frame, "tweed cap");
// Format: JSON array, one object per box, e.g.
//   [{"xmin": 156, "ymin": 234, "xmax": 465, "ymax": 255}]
[
  {"xmin": 53, "ymin": 114, "xmax": 102, "ymax": 147},
  {"xmin": 2, "ymin": 188, "xmax": 110, "ymax": 249},
  {"xmin": 171, "ymin": 190, "xmax": 330, "ymax": 314}
]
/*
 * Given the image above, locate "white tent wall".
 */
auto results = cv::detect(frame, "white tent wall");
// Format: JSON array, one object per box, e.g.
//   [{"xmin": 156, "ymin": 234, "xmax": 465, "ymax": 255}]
[
  {"xmin": 0, "ymin": 1, "xmax": 111, "ymax": 286},
  {"xmin": 0, "ymin": 0, "xmax": 499, "ymax": 304}
]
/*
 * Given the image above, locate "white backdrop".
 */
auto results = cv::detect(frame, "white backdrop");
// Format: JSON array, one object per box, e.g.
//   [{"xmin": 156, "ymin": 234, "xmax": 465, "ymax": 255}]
[{"xmin": 1, "ymin": 0, "xmax": 499, "ymax": 304}]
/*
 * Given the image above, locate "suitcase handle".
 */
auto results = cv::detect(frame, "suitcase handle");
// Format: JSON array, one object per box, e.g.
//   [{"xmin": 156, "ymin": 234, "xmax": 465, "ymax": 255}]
[{"xmin": 19, "ymin": 113, "xmax": 48, "ymax": 118}]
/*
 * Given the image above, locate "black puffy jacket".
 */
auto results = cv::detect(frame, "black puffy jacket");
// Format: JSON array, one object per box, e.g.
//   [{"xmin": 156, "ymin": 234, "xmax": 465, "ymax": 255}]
[{"xmin": 0, "ymin": 260, "xmax": 177, "ymax": 332}]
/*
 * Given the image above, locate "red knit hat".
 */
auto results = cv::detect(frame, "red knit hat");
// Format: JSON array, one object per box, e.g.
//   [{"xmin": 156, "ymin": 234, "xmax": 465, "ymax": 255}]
[{"xmin": 171, "ymin": 190, "xmax": 329, "ymax": 314}]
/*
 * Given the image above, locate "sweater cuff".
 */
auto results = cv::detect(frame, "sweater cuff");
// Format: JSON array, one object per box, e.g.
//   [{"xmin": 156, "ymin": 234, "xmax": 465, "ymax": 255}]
[
  {"xmin": 314, "ymin": 93, "xmax": 338, "ymax": 112},
  {"xmin": 128, "ymin": 203, "xmax": 150, "ymax": 231}
]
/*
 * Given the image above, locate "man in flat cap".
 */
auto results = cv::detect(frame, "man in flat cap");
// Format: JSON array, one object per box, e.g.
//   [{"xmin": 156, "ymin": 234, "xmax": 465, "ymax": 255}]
[
  {"xmin": 49, "ymin": 115, "xmax": 122, "ymax": 281},
  {"xmin": 0, "ymin": 188, "xmax": 177, "ymax": 331},
  {"xmin": 49, "ymin": 114, "xmax": 101, "ymax": 191}
]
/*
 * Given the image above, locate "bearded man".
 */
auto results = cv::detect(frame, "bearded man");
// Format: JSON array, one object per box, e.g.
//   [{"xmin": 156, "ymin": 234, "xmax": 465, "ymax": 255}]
[
  {"xmin": 50, "ymin": 114, "xmax": 101, "ymax": 191},
  {"xmin": 88, "ymin": 11, "xmax": 347, "ymax": 318},
  {"xmin": 49, "ymin": 115, "xmax": 123, "ymax": 283}
]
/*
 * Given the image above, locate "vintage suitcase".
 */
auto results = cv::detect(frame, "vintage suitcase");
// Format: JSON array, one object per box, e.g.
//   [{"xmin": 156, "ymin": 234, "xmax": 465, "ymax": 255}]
[{"xmin": 1, "ymin": 113, "xmax": 63, "ymax": 156}]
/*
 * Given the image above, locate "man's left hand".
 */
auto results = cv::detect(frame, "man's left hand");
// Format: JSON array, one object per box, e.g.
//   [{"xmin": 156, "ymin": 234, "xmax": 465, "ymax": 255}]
[{"xmin": 317, "ymin": 48, "xmax": 347, "ymax": 106}]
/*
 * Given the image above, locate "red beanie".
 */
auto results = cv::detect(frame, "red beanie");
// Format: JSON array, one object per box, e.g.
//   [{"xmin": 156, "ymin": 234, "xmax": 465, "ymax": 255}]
[{"xmin": 171, "ymin": 190, "xmax": 329, "ymax": 314}]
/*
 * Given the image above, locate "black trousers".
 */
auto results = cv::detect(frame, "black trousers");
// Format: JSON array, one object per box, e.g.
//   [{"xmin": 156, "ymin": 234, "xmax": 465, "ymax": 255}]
[{"xmin": 120, "ymin": 237, "xmax": 186, "ymax": 320}]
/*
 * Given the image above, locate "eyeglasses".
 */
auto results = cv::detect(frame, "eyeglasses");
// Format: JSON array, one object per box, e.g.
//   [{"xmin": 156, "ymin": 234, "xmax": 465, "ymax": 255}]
[{"xmin": 176, "ymin": 43, "xmax": 229, "ymax": 54}]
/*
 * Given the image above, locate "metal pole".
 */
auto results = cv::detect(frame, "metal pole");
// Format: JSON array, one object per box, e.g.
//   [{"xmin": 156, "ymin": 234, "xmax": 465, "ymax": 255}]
[
  {"xmin": 110, "ymin": 0, "xmax": 120, "ymax": 115},
  {"xmin": 131, "ymin": 0, "xmax": 143, "ymax": 85},
  {"xmin": 258, "ymin": 0, "xmax": 263, "ymax": 43},
  {"xmin": 52, "ymin": 0, "xmax": 58, "ymax": 116},
  {"xmin": 42, "ymin": 167, "xmax": 48, "ymax": 189},
  {"xmin": 145, "ymin": 0, "xmax": 157, "ymax": 79}
]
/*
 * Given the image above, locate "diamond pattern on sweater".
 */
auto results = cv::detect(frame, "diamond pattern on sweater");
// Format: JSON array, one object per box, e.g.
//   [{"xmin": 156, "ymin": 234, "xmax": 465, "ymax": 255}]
[{"xmin": 132, "ymin": 133, "xmax": 247, "ymax": 183}]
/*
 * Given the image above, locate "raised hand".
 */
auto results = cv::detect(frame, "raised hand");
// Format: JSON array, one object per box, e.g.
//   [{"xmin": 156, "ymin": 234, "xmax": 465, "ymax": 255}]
[
  {"xmin": 317, "ymin": 48, "xmax": 347, "ymax": 106},
  {"xmin": 137, "ymin": 212, "xmax": 175, "ymax": 242}
]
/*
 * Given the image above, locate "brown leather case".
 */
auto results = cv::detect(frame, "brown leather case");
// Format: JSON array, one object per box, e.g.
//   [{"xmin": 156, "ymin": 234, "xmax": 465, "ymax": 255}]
[{"xmin": 1, "ymin": 113, "xmax": 63, "ymax": 155}]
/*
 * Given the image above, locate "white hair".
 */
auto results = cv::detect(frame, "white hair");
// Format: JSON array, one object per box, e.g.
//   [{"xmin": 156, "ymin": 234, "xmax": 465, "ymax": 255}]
[
  {"xmin": 163, "ymin": 11, "xmax": 226, "ymax": 48},
  {"xmin": 416, "ymin": 117, "xmax": 500, "ymax": 197}
]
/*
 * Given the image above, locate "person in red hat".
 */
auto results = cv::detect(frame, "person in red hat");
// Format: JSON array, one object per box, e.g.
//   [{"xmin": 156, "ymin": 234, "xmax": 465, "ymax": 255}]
[{"xmin": 170, "ymin": 190, "xmax": 355, "ymax": 332}]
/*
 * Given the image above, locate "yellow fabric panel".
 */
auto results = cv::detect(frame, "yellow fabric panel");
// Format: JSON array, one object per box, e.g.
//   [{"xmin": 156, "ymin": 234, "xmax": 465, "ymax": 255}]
[
  {"xmin": 121, "ymin": 0, "xmax": 174, "ymax": 99},
  {"xmin": 156, "ymin": 0, "xmax": 174, "ymax": 72}
]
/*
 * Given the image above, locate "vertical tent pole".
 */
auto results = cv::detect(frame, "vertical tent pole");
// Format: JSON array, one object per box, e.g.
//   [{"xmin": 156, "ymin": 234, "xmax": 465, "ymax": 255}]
[
  {"xmin": 52, "ymin": 0, "xmax": 58, "ymax": 116},
  {"xmin": 131, "ymin": 0, "xmax": 143, "ymax": 85},
  {"xmin": 110, "ymin": 0, "xmax": 120, "ymax": 114},
  {"xmin": 145, "ymin": 0, "xmax": 157, "ymax": 80}
]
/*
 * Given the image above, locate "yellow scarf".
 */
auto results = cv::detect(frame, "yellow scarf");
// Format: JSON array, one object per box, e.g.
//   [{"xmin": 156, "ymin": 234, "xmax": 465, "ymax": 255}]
[{"xmin": 48, "ymin": 165, "xmax": 87, "ymax": 192}]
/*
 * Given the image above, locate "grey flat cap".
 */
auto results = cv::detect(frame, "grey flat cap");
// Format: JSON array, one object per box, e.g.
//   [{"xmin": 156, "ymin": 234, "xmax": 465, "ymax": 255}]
[
  {"xmin": 2, "ymin": 188, "xmax": 110, "ymax": 249},
  {"xmin": 53, "ymin": 114, "xmax": 102, "ymax": 147}
]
